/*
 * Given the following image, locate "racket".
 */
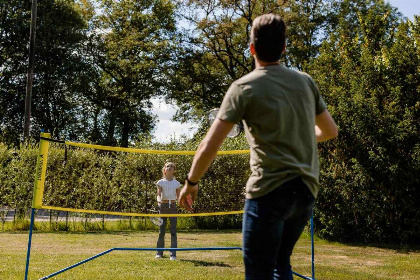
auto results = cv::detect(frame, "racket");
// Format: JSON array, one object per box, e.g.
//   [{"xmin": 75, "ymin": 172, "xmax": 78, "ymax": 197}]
[
  {"xmin": 150, "ymin": 216, "xmax": 163, "ymax": 227},
  {"xmin": 148, "ymin": 209, "xmax": 163, "ymax": 227},
  {"xmin": 208, "ymin": 108, "xmax": 242, "ymax": 138}
]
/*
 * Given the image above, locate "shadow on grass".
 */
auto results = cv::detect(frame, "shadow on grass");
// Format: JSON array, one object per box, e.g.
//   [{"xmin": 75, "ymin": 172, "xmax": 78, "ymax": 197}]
[
  {"xmin": 180, "ymin": 259, "xmax": 232, "ymax": 267},
  {"xmin": 320, "ymin": 238, "xmax": 420, "ymax": 254}
]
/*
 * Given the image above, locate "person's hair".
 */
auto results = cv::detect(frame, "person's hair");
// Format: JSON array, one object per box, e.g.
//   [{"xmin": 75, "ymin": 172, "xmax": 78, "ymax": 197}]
[
  {"xmin": 250, "ymin": 14, "xmax": 286, "ymax": 63},
  {"xmin": 162, "ymin": 160, "xmax": 176, "ymax": 178}
]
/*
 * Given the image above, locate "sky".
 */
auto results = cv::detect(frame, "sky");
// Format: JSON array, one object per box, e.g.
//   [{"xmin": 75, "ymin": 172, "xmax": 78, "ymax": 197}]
[
  {"xmin": 151, "ymin": 0, "xmax": 419, "ymax": 143},
  {"xmin": 150, "ymin": 97, "xmax": 199, "ymax": 143},
  {"xmin": 388, "ymin": 0, "xmax": 419, "ymax": 21}
]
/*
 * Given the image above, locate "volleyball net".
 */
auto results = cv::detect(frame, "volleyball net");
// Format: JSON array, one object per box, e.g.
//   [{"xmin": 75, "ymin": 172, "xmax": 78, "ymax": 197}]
[
  {"xmin": 26, "ymin": 132, "xmax": 316, "ymax": 280},
  {"xmin": 33, "ymin": 132, "xmax": 250, "ymax": 218}
]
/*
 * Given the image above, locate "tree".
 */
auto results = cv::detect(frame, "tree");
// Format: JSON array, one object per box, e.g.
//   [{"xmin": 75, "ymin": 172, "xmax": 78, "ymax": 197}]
[
  {"xmin": 0, "ymin": 0, "xmax": 31, "ymax": 146},
  {"xmin": 84, "ymin": 0, "xmax": 178, "ymax": 147},
  {"xmin": 310, "ymin": 1, "xmax": 419, "ymax": 243},
  {"xmin": 31, "ymin": 0, "xmax": 93, "ymax": 140},
  {"xmin": 0, "ymin": 0, "xmax": 93, "ymax": 144},
  {"xmin": 169, "ymin": 0, "xmax": 343, "ymax": 122}
]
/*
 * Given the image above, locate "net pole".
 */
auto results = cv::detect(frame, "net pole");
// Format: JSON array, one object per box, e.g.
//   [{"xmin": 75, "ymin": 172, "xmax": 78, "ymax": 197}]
[
  {"xmin": 24, "ymin": 208, "xmax": 36, "ymax": 280},
  {"xmin": 32, "ymin": 132, "xmax": 50, "ymax": 209},
  {"xmin": 25, "ymin": 132, "xmax": 50, "ymax": 279},
  {"xmin": 311, "ymin": 210, "xmax": 315, "ymax": 280}
]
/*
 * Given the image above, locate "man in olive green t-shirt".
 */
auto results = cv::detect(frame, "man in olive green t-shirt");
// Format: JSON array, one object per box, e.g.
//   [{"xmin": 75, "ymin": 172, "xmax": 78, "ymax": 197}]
[
  {"xmin": 180, "ymin": 14, "xmax": 338, "ymax": 279},
  {"xmin": 218, "ymin": 64, "xmax": 327, "ymax": 200}
]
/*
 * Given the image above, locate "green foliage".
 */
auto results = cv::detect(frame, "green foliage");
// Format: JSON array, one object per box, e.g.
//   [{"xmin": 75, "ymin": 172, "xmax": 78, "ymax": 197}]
[
  {"xmin": 169, "ymin": 0, "xmax": 342, "ymax": 122},
  {"xmin": 84, "ymin": 0, "xmax": 179, "ymax": 146},
  {"xmin": 42, "ymin": 143, "xmax": 249, "ymax": 215},
  {"xmin": 0, "ymin": 0, "xmax": 94, "ymax": 145},
  {"xmin": 0, "ymin": 0, "xmax": 180, "ymax": 146},
  {"xmin": 310, "ymin": 4, "xmax": 419, "ymax": 244},
  {"xmin": 0, "ymin": 0, "xmax": 32, "ymax": 146},
  {"xmin": 0, "ymin": 142, "xmax": 38, "ymax": 218},
  {"xmin": 32, "ymin": 0, "xmax": 92, "ymax": 139}
]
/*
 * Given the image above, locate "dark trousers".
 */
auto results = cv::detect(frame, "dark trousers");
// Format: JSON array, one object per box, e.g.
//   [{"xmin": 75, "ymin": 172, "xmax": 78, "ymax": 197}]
[
  {"xmin": 243, "ymin": 177, "xmax": 315, "ymax": 280},
  {"xmin": 156, "ymin": 202, "xmax": 178, "ymax": 257}
]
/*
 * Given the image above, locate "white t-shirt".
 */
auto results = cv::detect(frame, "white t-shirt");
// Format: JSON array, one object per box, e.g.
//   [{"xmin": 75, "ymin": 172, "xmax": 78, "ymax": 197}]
[{"xmin": 156, "ymin": 178, "xmax": 181, "ymax": 201}]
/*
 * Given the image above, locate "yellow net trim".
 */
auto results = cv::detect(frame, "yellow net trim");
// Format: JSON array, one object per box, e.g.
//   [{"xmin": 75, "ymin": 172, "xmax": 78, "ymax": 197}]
[
  {"xmin": 41, "ymin": 206, "xmax": 244, "ymax": 217},
  {"xmin": 34, "ymin": 135, "xmax": 249, "ymax": 216},
  {"xmin": 64, "ymin": 141, "xmax": 249, "ymax": 155}
]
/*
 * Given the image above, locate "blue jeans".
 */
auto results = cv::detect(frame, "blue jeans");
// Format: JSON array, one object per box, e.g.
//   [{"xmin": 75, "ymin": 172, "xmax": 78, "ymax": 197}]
[
  {"xmin": 243, "ymin": 177, "xmax": 315, "ymax": 280},
  {"xmin": 156, "ymin": 203, "xmax": 178, "ymax": 257}
]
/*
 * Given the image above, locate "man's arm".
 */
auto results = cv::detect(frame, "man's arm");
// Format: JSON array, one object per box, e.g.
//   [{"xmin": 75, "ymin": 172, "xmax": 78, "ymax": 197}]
[
  {"xmin": 179, "ymin": 118, "xmax": 235, "ymax": 211},
  {"xmin": 315, "ymin": 109, "xmax": 338, "ymax": 142}
]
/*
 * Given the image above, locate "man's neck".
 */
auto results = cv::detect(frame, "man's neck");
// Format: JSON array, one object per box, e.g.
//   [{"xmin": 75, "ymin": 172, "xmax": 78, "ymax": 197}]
[{"xmin": 254, "ymin": 56, "xmax": 281, "ymax": 68}]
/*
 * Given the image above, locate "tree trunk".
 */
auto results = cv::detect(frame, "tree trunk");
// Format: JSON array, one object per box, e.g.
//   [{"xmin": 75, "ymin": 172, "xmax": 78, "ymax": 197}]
[
  {"xmin": 105, "ymin": 111, "xmax": 116, "ymax": 146},
  {"xmin": 91, "ymin": 109, "xmax": 102, "ymax": 143},
  {"xmin": 121, "ymin": 117, "xmax": 130, "ymax": 147}
]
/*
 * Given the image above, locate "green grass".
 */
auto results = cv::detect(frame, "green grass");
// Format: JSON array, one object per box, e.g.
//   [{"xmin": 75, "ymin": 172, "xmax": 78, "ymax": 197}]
[
  {"xmin": 1, "ymin": 230, "xmax": 419, "ymax": 280},
  {"xmin": 1, "ymin": 216, "xmax": 240, "ymax": 232}
]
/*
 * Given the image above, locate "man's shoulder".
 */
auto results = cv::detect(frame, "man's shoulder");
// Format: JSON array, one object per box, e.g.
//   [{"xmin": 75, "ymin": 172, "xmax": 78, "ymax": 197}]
[
  {"xmin": 234, "ymin": 70, "xmax": 264, "ymax": 86},
  {"xmin": 290, "ymin": 69, "xmax": 316, "ymax": 84},
  {"xmin": 277, "ymin": 67, "xmax": 316, "ymax": 89},
  {"xmin": 229, "ymin": 71, "xmax": 264, "ymax": 97},
  {"xmin": 234, "ymin": 66, "xmax": 312, "ymax": 85},
  {"xmin": 297, "ymin": 70, "xmax": 313, "ymax": 79},
  {"xmin": 278, "ymin": 66, "xmax": 313, "ymax": 80}
]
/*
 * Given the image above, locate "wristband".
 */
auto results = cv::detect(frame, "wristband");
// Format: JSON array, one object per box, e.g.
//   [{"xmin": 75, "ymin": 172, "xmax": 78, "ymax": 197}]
[{"xmin": 185, "ymin": 176, "xmax": 199, "ymax": 186}]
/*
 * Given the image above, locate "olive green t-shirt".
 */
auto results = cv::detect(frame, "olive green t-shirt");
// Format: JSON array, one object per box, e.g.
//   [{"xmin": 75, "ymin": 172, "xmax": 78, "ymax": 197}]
[{"xmin": 217, "ymin": 65, "xmax": 326, "ymax": 199}]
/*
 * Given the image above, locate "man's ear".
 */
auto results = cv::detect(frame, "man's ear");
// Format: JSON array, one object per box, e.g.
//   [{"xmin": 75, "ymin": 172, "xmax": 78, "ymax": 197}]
[
  {"xmin": 282, "ymin": 43, "xmax": 286, "ymax": 54},
  {"xmin": 250, "ymin": 43, "xmax": 256, "ymax": 56}
]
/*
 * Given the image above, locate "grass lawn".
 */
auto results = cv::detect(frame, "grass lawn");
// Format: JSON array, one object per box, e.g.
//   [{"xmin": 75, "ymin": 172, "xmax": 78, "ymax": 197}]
[{"xmin": 1, "ymin": 229, "xmax": 419, "ymax": 280}]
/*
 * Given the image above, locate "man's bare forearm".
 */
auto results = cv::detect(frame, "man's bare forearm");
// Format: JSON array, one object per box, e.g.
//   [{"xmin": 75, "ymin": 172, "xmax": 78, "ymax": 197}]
[
  {"xmin": 315, "ymin": 110, "xmax": 338, "ymax": 142},
  {"xmin": 315, "ymin": 125, "xmax": 337, "ymax": 142}
]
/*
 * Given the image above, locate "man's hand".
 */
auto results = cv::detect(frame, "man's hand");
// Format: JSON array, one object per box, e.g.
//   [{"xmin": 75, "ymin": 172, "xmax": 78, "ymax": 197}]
[{"xmin": 178, "ymin": 183, "xmax": 198, "ymax": 212}]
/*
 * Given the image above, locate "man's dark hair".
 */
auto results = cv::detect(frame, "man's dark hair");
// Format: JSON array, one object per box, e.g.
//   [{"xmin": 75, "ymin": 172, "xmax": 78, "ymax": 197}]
[{"xmin": 250, "ymin": 14, "xmax": 286, "ymax": 63}]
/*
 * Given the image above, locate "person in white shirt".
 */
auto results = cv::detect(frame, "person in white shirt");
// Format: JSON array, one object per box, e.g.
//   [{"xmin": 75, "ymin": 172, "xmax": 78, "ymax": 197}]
[{"xmin": 155, "ymin": 160, "xmax": 181, "ymax": 260}]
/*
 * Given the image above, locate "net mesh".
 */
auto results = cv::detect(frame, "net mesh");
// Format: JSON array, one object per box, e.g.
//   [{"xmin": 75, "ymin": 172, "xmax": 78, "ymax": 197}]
[{"xmin": 41, "ymin": 142, "xmax": 250, "ymax": 216}]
